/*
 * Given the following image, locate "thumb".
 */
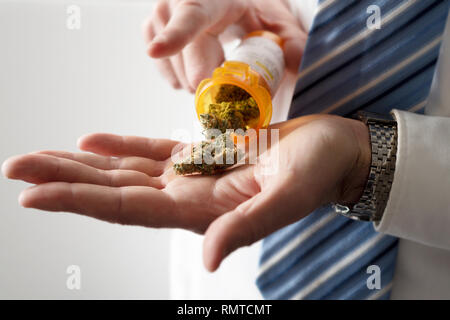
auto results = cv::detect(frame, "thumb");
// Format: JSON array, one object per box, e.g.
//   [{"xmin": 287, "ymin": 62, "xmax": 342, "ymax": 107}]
[
  {"xmin": 283, "ymin": 29, "xmax": 307, "ymax": 74},
  {"xmin": 203, "ymin": 182, "xmax": 306, "ymax": 272}
]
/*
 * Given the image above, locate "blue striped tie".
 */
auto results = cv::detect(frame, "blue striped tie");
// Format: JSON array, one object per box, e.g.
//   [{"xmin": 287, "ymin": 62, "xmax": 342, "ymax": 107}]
[{"xmin": 256, "ymin": 0, "xmax": 449, "ymax": 300}]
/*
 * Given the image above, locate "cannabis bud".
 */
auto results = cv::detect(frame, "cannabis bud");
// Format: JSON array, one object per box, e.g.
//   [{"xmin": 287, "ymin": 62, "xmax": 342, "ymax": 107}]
[
  {"xmin": 173, "ymin": 133, "xmax": 244, "ymax": 175},
  {"xmin": 173, "ymin": 85, "xmax": 259, "ymax": 175},
  {"xmin": 202, "ymin": 85, "xmax": 260, "ymax": 133}
]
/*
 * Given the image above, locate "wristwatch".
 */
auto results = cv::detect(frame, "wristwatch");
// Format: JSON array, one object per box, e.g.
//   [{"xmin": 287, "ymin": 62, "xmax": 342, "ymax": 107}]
[{"xmin": 332, "ymin": 111, "xmax": 398, "ymax": 222}]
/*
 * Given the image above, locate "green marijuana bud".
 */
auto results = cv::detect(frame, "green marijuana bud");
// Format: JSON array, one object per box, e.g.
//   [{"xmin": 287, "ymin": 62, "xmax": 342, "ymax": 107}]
[
  {"xmin": 215, "ymin": 84, "xmax": 251, "ymax": 103},
  {"xmin": 173, "ymin": 84, "xmax": 259, "ymax": 175},
  {"xmin": 173, "ymin": 133, "xmax": 244, "ymax": 175}
]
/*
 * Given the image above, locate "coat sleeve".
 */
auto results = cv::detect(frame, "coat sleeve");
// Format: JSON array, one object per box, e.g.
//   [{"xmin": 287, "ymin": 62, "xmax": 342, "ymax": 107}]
[
  {"xmin": 375, "ymin": 15, "xmax": 450, "ymax": 249},
  {"xmin": 375, "ymin": 110, "xmax": 450, "ymax": 250}
]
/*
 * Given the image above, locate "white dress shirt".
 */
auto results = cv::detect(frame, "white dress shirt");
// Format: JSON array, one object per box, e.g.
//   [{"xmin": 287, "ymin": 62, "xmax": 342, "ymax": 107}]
[{"xmin": 170, "ymin": 0, "xmax": 450, "ymax": 299}]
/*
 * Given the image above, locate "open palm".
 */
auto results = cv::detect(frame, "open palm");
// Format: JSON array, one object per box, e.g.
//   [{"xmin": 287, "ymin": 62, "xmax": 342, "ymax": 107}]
[{"xmin": 2, "ymin": 115, "xmax": 370, "ymax": 271}]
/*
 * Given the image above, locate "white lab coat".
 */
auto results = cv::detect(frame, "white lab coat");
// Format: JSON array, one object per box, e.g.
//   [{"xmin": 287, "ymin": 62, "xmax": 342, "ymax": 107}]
[{"xmin": 169, "ymin": 0, "xmax": 450, "ymax": 299}]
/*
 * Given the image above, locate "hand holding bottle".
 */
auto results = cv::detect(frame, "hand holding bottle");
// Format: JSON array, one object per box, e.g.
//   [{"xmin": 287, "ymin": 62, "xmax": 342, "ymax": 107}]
[{"xmin": 143, "ymin": 0, "xmax": 307, "ymax": 93}]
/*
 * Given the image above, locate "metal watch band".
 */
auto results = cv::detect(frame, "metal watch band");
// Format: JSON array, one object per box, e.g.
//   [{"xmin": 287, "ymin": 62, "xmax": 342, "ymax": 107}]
[{"xmin": 335, "ymin": 111, "xmax": 398, "ymax": 222}]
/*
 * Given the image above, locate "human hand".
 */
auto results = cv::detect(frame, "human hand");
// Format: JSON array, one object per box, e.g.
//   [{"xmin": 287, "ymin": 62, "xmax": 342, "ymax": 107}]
[
  {"xmin": 143, "ymin": 0, "xmax": 307, "ymax": 92},
  {"xmin": 2, "ymin": 115, "xmax": 370, "ymax": 271}
]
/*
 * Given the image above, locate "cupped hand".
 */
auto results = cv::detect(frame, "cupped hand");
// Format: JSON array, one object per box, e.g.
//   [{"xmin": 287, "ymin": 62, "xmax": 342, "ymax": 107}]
[
  {"xmin": 143, "ymin": 0, "xmax": 307, "ymax": 92},
  {"xmin": 2, "ymin": 115, "xmax": 371, "ymax": 271}
]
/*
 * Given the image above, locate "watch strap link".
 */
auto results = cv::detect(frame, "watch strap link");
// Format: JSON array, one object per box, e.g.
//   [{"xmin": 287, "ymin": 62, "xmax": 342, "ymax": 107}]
[{"xmin": 338, "ymin": 112, "xmax": 398, "ymax": 222}]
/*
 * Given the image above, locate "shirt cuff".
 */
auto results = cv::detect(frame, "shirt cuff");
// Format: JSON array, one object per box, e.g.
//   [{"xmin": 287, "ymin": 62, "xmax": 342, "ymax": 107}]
[{"xmin": 375, "ymin": 109, "xmax": 450, "ymax": 250}]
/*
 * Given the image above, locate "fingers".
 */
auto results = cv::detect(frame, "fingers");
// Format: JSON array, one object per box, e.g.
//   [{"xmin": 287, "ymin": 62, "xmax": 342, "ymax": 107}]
[
  {"xmin": 151, "ymin": 1, "xmax": 195, "ymax": 92},
  {"xmin": 35, "ymin": 150, "xmax": 165, "ymax": 177},
  {"xmin": 280, "ymin": 27, "xmax": 306, "ymax": 74},
  {"xmin": 2, "ymin": 154, "xmax": 163, "ymax": 189},
  {"xmin": 170, "ymin": 52, "xmax": 193, "ymax": 92},
  {"xmin": 148, "ymin": 0, "xmax": 210, "ymax": 57},
  {"xmin": 183, "ymin": 33, "xmax": 225, "ymax": 90},
  {"xmin": 150, "ymin": 23, "xmax": 183, "ymax": 90},
  {"xmin": 155, "ymin": 34, "xmax": 222, "ymax": 92},
  {"xmin": 78, "ymin": 133, "xmax": 182, "ymax": 161},
  {"xmin": 144, "ymin": 1, "xmax": 183, "ymax": 90},
  {"xmin": 147, "ymin": 0, "xmax": 246, "ymax": 58},
  {"xmin": 144, "ymin": 0, "xmax": 246, "ymax": 91},
  {"xmin": 143, "ymin": 0, "xmax": 170, "ymax": 44},
  {"xmin": 19, "ymin": 182, "xmax": 178, "ymax": 228},
  {"xmin": 154, "ymin": 57, "xmax": 182, "ymax": 89}
]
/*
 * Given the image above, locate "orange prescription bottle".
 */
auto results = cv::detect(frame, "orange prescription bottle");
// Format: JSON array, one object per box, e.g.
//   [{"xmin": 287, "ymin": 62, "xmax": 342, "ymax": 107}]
[{"xmin": 195, "ymin": 31, "xmax": 285, "ymax": 130}]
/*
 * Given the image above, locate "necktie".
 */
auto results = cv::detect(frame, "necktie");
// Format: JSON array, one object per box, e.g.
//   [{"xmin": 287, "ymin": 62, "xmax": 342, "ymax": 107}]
[{"xmin": 256, "ymin": 0, "xmax": 449, "ymax": 300}]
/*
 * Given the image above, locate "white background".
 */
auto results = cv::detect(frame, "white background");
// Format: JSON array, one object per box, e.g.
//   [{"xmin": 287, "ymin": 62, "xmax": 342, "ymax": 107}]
[{"xmin": 0, "ymin": 0, "xmax": 186, "ymax": 299}]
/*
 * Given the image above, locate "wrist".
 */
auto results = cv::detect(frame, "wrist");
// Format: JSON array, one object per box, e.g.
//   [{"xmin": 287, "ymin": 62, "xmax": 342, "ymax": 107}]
[{"xmin": 338, "ymin": 119, "xmax": 372, "ymax": 206}]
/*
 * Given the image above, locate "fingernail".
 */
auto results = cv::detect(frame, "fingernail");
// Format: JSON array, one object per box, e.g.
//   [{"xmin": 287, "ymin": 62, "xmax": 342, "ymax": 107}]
[
  {"xmin": 152, "ymin": 34, "xmax": 167, "ymax": 45},
  {"xmin": 1, "ymin": 161, "xmax": 8, "ymax": 178},
  {"xmin": 77, "ymin": 135, "xmax": 89, "ymax": 150},
  {"xmin": 18, "ymin": 191, "xmax": 28, "ymax": 208}
]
